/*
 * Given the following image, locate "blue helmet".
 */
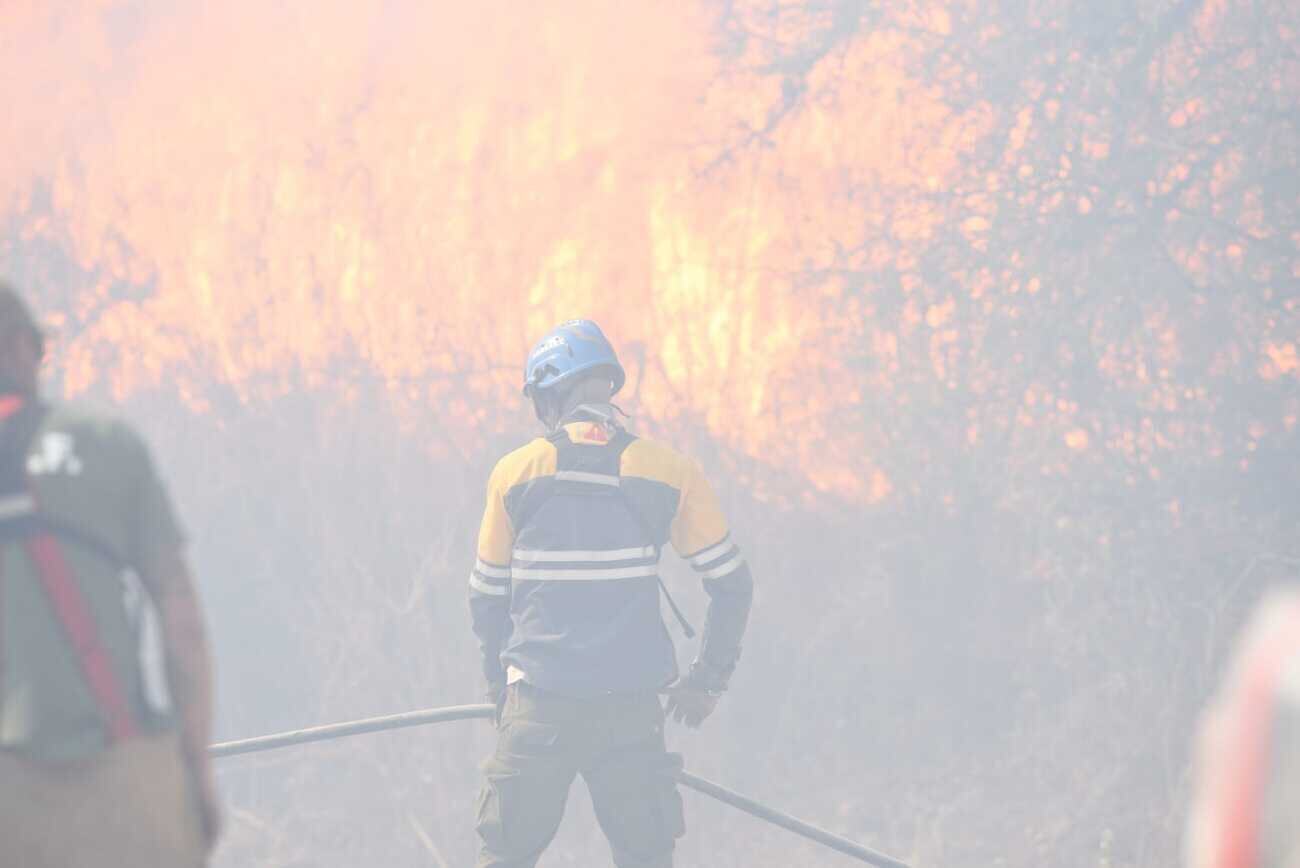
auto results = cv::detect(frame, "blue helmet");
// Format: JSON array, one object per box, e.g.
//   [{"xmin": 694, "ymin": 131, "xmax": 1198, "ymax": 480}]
[{"xmin": 523, "ymin": 319, "xmax": 626, "ymax": 397}]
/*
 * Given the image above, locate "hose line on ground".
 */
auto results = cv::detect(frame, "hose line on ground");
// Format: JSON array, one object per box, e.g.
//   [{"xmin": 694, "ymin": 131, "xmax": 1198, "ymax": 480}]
[{"xmin": 210, "ymin": 703, "xmax": 910, "ymax": 868}]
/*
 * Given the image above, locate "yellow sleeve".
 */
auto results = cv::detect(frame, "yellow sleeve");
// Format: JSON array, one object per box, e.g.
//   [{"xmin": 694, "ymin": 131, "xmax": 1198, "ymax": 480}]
[
  {"xmin": 670, "ymin": 459, "xmax": 732, "ymax": 558},
  {"xmin": 476, "ymin": 463, "xmax": 515, "ymax": 568}
]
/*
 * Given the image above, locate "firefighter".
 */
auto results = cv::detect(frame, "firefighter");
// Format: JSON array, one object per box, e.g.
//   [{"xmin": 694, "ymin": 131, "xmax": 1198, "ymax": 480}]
[
  {"xmin": 469, "ymin": 320, "xmax": 754, "ymax": 868},
  {"xmin": 0, "ymin": 283, "xmax": 220, "ymax": 867}
]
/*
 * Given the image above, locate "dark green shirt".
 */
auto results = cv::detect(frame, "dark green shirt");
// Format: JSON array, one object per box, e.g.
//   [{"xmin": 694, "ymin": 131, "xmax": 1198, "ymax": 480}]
[{"xmin": 1, "ymin": 400, "xmax": 185, "ymax": 763}]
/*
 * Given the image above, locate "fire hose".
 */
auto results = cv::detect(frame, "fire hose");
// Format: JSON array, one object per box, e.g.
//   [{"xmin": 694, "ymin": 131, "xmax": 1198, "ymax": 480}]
[{"xmin": 211, "ymin": 703, "xmax": 910, "ymax": 868}]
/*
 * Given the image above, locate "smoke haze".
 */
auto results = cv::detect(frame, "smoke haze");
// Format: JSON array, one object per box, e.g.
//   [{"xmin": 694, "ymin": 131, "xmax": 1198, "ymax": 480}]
[{"xmin": 2, "ymin": 1, "xmax": 1297, "ymax": 865}]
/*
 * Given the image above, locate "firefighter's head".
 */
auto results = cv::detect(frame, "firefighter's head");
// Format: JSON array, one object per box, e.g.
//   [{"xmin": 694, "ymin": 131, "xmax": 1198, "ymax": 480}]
[
  {"xmin": 0, "ymin": 282, "xmax": 44, "ymax": 396},
  {"xmin": 523, "ymin": 320, "xmax": 626, "ymax": 430}
]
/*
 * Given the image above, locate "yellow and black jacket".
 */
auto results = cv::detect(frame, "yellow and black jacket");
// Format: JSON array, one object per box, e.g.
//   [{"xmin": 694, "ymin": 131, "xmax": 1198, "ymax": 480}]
[{"xmin": 469, "ymin": 407, "xmax": 753, "ymax": 698}]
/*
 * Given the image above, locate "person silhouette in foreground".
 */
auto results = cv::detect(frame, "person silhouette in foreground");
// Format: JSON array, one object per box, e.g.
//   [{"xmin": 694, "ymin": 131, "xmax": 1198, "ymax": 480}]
[
  {"xmin": 468, "ymin": 320, "xmax": 754, "ymax": 867},
  {"xmin": 1187, "ymin": 589, "xmax": 1300, "ymax": 868},
  {"xmin": 0, "ymin": 283, "xmax": 220, "ymax": 867}
]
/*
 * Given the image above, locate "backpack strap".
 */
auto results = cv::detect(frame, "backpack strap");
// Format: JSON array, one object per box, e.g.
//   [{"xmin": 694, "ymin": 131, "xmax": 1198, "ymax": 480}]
[
  {"xmin": 0, "ymin": 400, "xmax": 138, "ymax": 742},
  {"xmin": 23, "ymin": 536, "xmax": 138, "ymax": 741},
  {"xmin": 0, "ymin": 513, "xmax": 130, "ymax": 570}
]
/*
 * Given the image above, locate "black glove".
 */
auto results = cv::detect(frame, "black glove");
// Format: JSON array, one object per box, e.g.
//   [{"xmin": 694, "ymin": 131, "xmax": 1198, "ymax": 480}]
[
  {"xmin": 661, "ymin": 659, "xmax": 732, "ymax": 729},
  {"xmin": 486, "ymin": 681, "xmax": 507, "ymax": 727}
]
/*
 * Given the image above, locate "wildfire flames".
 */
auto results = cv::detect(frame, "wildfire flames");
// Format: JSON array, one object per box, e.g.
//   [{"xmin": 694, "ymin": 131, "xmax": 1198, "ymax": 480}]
[{"xmin": 1, "ymin": 1, "xmax": 1294, "ymax": 502}]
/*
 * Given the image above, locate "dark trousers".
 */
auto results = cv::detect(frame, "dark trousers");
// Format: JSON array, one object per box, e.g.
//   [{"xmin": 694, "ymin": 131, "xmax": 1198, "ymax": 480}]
[{"xmin": 475, "ymin": 682, "xmax": 684, "ymax": 868}]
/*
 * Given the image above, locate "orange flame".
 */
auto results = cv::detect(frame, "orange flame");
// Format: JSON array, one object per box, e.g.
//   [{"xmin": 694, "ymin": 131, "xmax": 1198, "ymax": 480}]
[
  {"xmin": 8, "ymin": 2, "xmax": 1274, "ymax": 502},
  {"xmin": 6, "ymin": 2, "xmax": 989, "ymax": 502}
]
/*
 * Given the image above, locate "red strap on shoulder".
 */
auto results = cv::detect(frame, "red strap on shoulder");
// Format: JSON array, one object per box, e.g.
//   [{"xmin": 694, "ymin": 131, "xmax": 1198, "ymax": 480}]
[{"xmin": 24, "ymin": 535, "xmax": 137, "ymax": 742}]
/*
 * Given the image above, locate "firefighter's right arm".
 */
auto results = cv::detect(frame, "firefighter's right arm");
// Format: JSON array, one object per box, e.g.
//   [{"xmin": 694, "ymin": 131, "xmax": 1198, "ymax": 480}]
[
  {"xmin": 468, "ymin": 463, "xmax": 514, "ymax": 688},
  {"xmin": 671, "ymin": 460, "xmax": 753, "ymax": 690}
]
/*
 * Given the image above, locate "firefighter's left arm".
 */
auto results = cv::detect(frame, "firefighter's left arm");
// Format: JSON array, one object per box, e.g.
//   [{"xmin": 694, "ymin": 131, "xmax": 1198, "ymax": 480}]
[
  {"xmin": 143, "ymin": 549, "xmax": 220, "ymax": 846},
  {"xmin": 468, "ymin": 462, "xmax": 514, "ymax": 688},
  {"xmin": 671, "ymin": 461, "xmax": 753, "ymax": 690}
]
